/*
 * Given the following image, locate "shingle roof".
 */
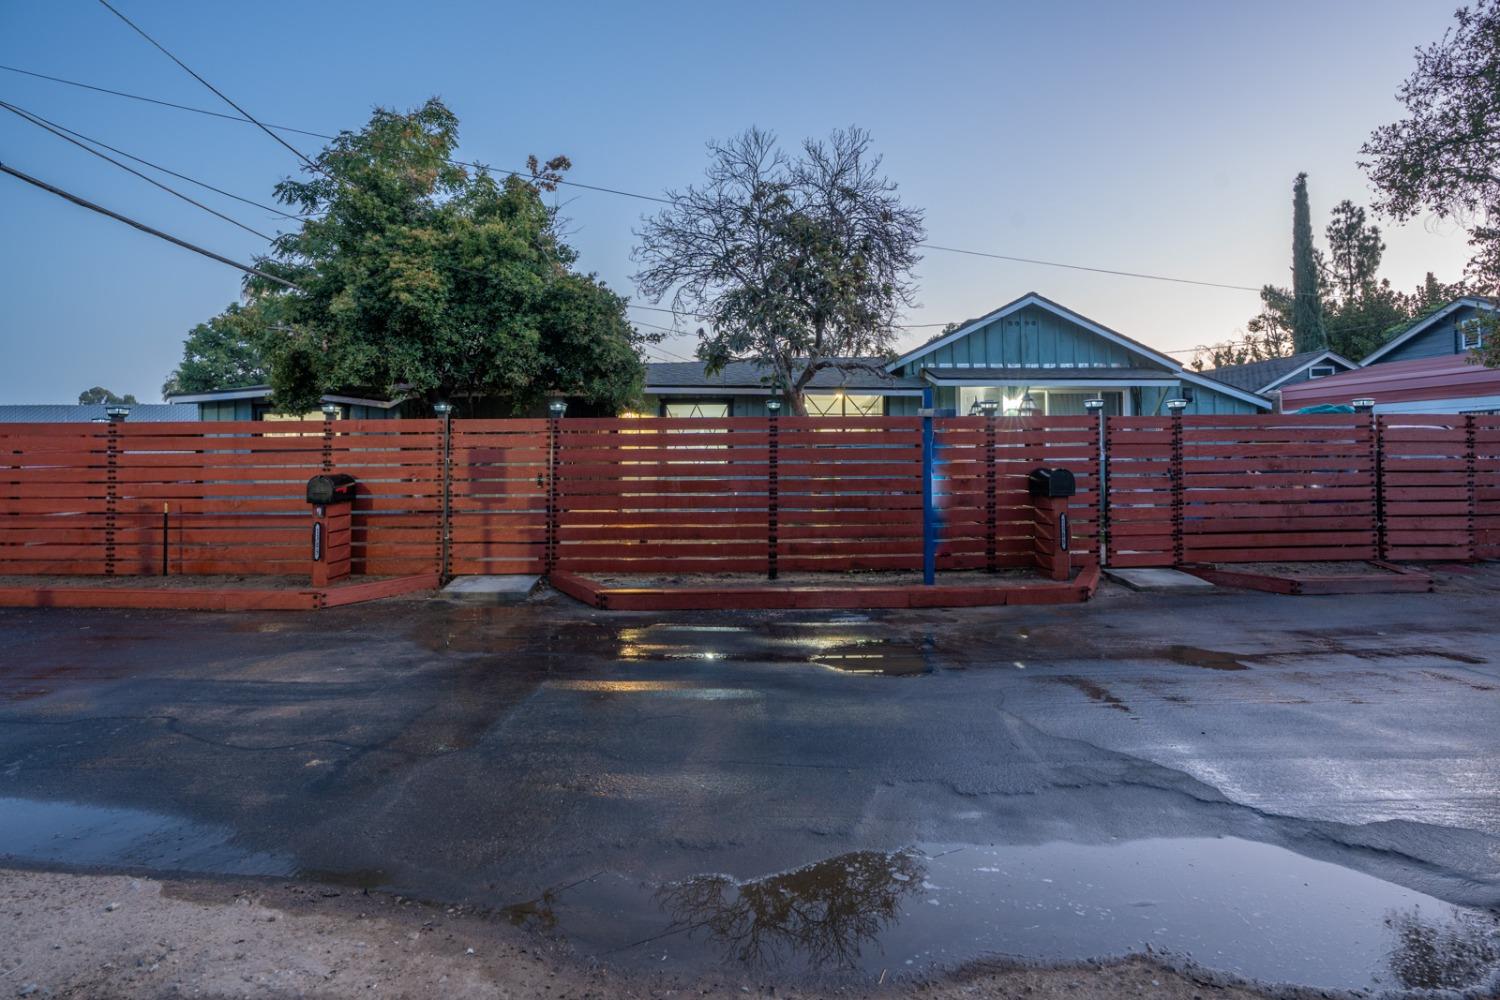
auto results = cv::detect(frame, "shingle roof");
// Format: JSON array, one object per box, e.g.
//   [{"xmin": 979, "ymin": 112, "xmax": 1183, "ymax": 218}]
[
  {"xmin": 0, "ymin": 404, "xmax": 198, "ymax": 423},
  {"xmin": 646, "ymin": 358, "xmax": 925, "ymax": 392},
  {"xmin": 1200, "ymin": 351, "xmax": 1348, "ymax": 393}
]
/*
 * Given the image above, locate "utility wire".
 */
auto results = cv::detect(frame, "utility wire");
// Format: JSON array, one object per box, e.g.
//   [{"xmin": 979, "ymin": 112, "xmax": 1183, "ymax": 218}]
[
  {"xmin": 0, "ymin": 98, "xmax": 305, "ymax": 221},
  {"xmin": 0, "ymin": 63, "xmax": 1263, "ymax": 296},
  {"xmin": 0, "ymin": 100, "xmax": 277, "ymax": 241},
  {"xmin": 95, "ymin": 0, "xmax": 328, "ymax": 178},
  {"xmin": 0, "ymin": 161, "xmax": 301, "ymax": 290}
]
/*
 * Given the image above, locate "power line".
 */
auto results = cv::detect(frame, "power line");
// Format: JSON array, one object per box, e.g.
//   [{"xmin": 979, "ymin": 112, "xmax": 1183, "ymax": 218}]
[
  {"xmin": 0, "ymin": 99, "xmax": 305, "ymax": 221},
  {"xmin": 95, "ymin": 0, "xmax": 327, "ymax": 178},
  {"xmin": 0, "ymin": 100, "xmax": 277, "ymax": 241},
  {"xmin": 0, "ymin": 63, "xmax": 1265, "ymax": 297},
  {"xmin": 0, "ymin": 160, "xmax": 300, "ymax": 290}
]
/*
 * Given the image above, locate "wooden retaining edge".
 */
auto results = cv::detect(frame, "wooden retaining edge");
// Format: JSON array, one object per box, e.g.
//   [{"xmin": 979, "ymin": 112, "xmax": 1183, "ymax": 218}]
[
  {"xmin": 1181, "ymin": 562, "xmax": 1433, "ymax": 596},
  {"xmin": 0, "ymin": 572, "xmax": 440, "ymax": 612},
  {"xmin": 546, "ymin": 565, "xmax": 1099, "ymax": 612}
]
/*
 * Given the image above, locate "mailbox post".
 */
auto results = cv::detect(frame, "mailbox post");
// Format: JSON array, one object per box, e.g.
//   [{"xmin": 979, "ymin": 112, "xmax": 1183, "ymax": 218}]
[
  {"xmin": 306, "ymin": 474, "xmax": 357, "ymax": 587},
  {"xmin": 1028, "ymin": 467, "xmax": 1075, "ymax": 581}
]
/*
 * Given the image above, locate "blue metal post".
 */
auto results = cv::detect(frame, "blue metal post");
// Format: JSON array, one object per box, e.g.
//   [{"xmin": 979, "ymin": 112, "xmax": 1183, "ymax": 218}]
[{"xmin": 922, "ymin": 386, "xmax": 936, "ymax": 585}]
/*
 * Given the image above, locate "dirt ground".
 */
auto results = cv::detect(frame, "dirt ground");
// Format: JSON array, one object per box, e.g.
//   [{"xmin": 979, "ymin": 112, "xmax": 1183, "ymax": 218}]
[
  {"xmin": 1215, "ymin": 561, "xmax": 1411, "ymax": 578},
  {"xmin": 0, "ymin": 868, "xmax": 1276, "ymax": 1000}
]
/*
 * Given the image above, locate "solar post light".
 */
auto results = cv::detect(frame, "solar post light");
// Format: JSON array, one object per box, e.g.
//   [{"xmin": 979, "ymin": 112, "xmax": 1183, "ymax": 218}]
[
  {"xmin": 1083, "ymin": 397, "xmax": 1106, "ymax": 412},
  {"xmin": 1352, "ymin": 398, "xmax": 1375, "ymax": 412},
  {"xmin": 548, "ymin": 399, "xmax": 567, "ymax": 418},
  {"xmin": 1165, "ymin": 398, "xmax": 1189, "ymax": 412},
  {"xmin": 765, "ymin": 398, "xmax": 781, "ymax": 415},
  {"xmin": 320, "ymin": 403, "xmax": 339, "ymax": 418},
  {"xmin": 433, "ymin": 401, "xmax": 453, "ymax": 416},
  {"xmin": 104, "ymin": 405, "xmax": 130, "ymax": 421},
  {"xmin": 978, "ymin": 399, "xmax": 999, "ymax": 417}
]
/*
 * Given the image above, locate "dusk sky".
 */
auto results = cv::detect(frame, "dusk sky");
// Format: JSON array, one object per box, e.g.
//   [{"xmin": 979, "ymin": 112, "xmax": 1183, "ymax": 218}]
[{"xmin": 0, "ymin": 0, "xmax": 1476, "ymax": 403}]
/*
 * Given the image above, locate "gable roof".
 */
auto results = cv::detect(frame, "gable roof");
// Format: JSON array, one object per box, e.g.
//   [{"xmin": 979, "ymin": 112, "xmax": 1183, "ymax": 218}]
[
  {"xmin": 1201, "ymin": 349, "xmax": 1356, "ymax": 394},
  {"xmin": 890, "ymin": 292, "xmax": 1272, "ymax": 409},
  {"xmin": 646, "ymin": 359, "xmax": 926, "ymax": 394},
  {"xmin": 1361, "ymin": 296, "xmax": 1497, "ymax": 364},
  {"xmin": 888, "ymin": 292, "xmax": 1183, "ymax": 373}
]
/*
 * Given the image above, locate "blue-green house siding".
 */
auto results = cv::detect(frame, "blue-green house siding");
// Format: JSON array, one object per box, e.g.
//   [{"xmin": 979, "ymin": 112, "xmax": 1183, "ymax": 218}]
[
  {"xmin": 1374, "ymin": 303, "xmax": 1483, "ymax": 364},
  {"xmin": 896, "ymin": 304, "xmax": 1156, "ymax": 376}
]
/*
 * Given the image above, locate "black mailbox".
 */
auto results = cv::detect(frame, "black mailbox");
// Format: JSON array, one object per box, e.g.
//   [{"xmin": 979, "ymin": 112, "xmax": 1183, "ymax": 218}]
[
  {"xmin": 306, "ymin": 473, "xmax": 357, "ymax": 506},
  {"xmin": 1028, "ymin": 467, "xmax": 1076, "ymax": 498}
]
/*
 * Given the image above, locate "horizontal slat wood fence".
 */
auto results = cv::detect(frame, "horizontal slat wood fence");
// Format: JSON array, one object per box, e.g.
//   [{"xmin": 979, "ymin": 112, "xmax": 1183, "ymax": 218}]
[{"xmin": 1, "ymin": 414, "xmax": 1495, "ymax": 578}]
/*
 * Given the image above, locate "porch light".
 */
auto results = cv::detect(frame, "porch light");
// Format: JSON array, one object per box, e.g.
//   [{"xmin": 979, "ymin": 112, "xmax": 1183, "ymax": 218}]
[
  {"xmin": 1018, "ymin": 392, "xmax": 1038, "ymax": 417},
  {"xmin": 433, "ymin": 401, "xmax": 453, "ymax": 416},
  {"xmin": 1352, "ymin": 397, "xmax": 1375, "ymax": 412},
  {"xmin": 321, "ymin": 403, "xmax": 339, "ymax": 417},
  {"xmin": 104, "ymin": 405, "xmax": 130, "ymax": 421},
  {"xmin": 1083, "ymin": 397, "xmax": 1106, "ymax": 412},
  {"xmin": 978, "ymin": 399, "xmax": 999, "ymax": 416},
  {"xmin": 1165, "ymin": 397, "xmax": 1189, "ymax": 411},
  {"xmin": 548, "ymin": 400, "xmax": 567, "ymax": 417}
]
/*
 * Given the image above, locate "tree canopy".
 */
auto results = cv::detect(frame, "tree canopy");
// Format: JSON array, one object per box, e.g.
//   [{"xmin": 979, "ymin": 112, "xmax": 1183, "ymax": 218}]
[
  {"xmin": 241, "ymin": 98, "xmax": 650, "ymax": 415},
  {"xmin": 77, "ymin": 387, "xmax": 137, "ymax": 406},
  {"xmin": 1291, "ymin": 173, "xmax": 1329, "ymax": 352},
  {"xmin": 633, "ymin": 127, "xmax": 925, "ymax": 416},
  {"xmin": 1362, "ymin": 0, "xmax": 1500, "ymax": 365},
  {"xmin": 162, "ymin": 300, "xmax": 273, "ymax": 397}
]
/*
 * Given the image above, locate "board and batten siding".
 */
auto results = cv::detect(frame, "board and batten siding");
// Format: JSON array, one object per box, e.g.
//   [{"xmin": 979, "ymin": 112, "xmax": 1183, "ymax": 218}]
[
  {"xmin": 894, "ymin": 304, "xmax": 1147, "ymax": 376},
  {"xmin": 1375, "ymin": 303, "xmax": 1484, "ymax": 364}
]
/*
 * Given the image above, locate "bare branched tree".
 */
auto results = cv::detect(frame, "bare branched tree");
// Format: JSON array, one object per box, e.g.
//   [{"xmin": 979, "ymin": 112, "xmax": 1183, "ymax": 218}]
[{"xmin": 634, "ymin": 127, "xmax": 925, "ymax": 416}]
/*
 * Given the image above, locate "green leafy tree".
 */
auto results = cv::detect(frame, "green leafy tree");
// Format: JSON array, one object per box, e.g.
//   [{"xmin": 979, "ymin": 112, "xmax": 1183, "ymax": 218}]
[
  {"xmin": 1361, "ymin": 0, "xmax": 1500, "ymax": 365},
  {"xmin": 162, "ymin": 300, "xmax": 273, "ymax": 397},
  {"xmin": 634, "ymin": 127, "xmax": 925, "ymax": 417},
  {"xmin": 1291, "ymin": 173, "xmax": 1328, "ymax": 352},
  {"xmin": 77, "ymin": 387, "xmax": 137, "ymax": 405},
  {"xmin": 1320, "ymin": 201, "xmax": 1410, "ymax": 358},
  {"xmin": 247, "ymin": 98, "xmax": 650, "ymax": 414}
]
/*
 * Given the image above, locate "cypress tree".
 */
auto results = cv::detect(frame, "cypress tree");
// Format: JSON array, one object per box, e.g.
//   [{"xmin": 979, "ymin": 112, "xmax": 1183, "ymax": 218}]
[{"xmin": 1290, "ymin": 173, "xmax": 1327, "ymax": 351}]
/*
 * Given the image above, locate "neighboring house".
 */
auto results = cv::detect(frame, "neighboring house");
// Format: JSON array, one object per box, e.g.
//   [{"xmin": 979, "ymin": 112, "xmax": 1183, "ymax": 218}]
[
  {"xmin": 886, "ymin": 292, "xmax": 1270, "ymax": 415},
  {"xmin": 165, "ymin": 386, "xmax": 404, "ymax": 421},
  {"xmin": 1199, "ymin": 349, "xmax": 1357, "ymax": 399},
  {"xmin": 0, "ymin": 403, "xmax": 198, "ymax": 422},
  {"xmin": 641, "ymin": 359, "xmax": 926, "ymax": 417},
  {"xmin": 1280, "ymin": 297, "xmax": 1500, "ymax": 414}
]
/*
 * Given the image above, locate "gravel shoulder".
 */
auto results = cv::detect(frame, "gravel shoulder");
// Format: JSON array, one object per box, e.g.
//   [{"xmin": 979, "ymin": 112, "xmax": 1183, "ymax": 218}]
[{"xmin": 0, "ymin": 867, "xmax": 1275, "ymax": 1000}]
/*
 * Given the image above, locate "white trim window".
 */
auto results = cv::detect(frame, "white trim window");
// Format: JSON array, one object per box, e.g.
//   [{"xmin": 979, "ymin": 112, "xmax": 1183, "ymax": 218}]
[
  {"xmin": 1307, "ymin": 365, "xmax": 1336, "ymax": 379},
  {"xmin": 1460, "ymin": 319, "xmax": 1487, "ymax": 351}
]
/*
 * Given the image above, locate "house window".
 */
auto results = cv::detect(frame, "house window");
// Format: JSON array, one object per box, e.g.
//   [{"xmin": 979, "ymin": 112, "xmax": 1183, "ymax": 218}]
[
  {"xmin": 803, "ymin": 393, "xmax": 885, "ymax": 417},
  {"xmin": 1308, "ymin": 365, "xmax": 1336, "ymax": 379},
  {"xmin": 661, "ymin": 399, "xmax": 732, "ymax": 418},
  {"xmin": 1459, "ymin": 320, "xmax": 1487, "ymax": 351}
]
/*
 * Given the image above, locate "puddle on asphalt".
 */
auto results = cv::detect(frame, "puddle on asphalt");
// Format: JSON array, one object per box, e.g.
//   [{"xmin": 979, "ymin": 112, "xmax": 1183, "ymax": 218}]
[
  {"xmin": 0, "ymin": 797, "xmax": 292, "ymax": 877},
  {"xmin": 1045, "ymin": 676, "xmax": 1131, "ymax": 712},
  {"xmin": 1162, "ymin": 645, "xmax": 1250, "ymax": 670},
  {"xmin": 511, "ymin": 837, "xmax": 1500, "ymax": 993},
  {"xmin": 613, "ymin": 624, "xmax": 936, "ymax": 676}
]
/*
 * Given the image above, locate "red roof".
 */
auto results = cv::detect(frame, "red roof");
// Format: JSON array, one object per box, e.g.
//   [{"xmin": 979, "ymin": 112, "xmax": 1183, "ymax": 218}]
[{"xmin": 1278, "ymin": 353, "xmax": 1500, "ymax": 409}]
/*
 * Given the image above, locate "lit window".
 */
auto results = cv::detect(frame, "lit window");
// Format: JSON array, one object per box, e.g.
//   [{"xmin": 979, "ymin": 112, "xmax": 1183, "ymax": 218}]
[
  {"xmin": 662, "ymin": 400, "xmax": 731, "ymax": 418},
  {"xmin": 803, "ymin": 393, "xmax": 884, "ymax": 417}
]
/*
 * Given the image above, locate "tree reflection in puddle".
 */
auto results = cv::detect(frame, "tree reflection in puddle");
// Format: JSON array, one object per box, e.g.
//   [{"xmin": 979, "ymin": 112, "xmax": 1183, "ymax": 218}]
[
  {"xmin": 654, "ymin": 850, "xmax": 925, "ymax": 969},
  {"xmin": 1386, "ymin": 905, "xmax": 1500, "ymax": 990}
]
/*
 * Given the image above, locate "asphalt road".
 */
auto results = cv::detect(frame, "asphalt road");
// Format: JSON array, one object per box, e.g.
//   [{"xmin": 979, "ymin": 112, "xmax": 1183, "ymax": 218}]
[{"xmin": 2, "ymin": 574, "xmax": 1499, "ymax": 990}]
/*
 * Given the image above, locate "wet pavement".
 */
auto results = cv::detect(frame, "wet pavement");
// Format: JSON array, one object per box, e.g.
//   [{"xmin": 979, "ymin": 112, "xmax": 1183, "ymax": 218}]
[{"xmin": 2, "ymin": 574, "xmax": 1500, "ymax": 992}]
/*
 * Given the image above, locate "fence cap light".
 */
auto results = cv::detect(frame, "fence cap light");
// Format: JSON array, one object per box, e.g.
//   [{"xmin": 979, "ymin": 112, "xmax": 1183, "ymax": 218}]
[
  {"xmin": 433, "ymin": 401, "xmax": 453, "ymax": 416},
  {"xmin": 1083, "ymin": 397, "xmax": 1106, "ymax": 412},
  {"xmin": 548, "ymin": 399, "xmax": 567, "ymax": 417},
  {"xmin": 765, "ymin": 398, "xmax": 781, "ymax": 412},
  {"xmin": 978, "ymin": 399, "xmax": 999, "ymax": 415},
  {"xmin": 320, "ymin": 402, "xmax": 339, "ymax": 416},
  {"xmin": 1352, "ymin": 397, "xmax": 1375, "ymax": 411},
  {"xmin": 104, "ymin": 405, "xmax": 130, "ymax": 419},
  {"xmin": 1165, "ymin": 397, "xmax": 1189, "ymax": 411}
]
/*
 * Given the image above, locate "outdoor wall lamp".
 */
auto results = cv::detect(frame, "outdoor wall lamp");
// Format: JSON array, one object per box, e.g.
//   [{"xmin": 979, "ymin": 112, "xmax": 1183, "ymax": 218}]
[
  {"xmin": 1083, "ymin": 397, "xmax": 1106, "ymax": 412},
  {"xmin": 1018, "ymin": 392, "xmax": 1038, "ymax": 417},
  {"xmin": 1165, "ymin": 398, "xmax": 1189, "ymax": 411},
  {"xmin": 548, "ymin": 400, "xmax": 567, "ymax": 417},
  {"xmin": 1352, "ymin": 398, "xmax": 1375, "ymax": 412},
  {"xmin": 433, "ymin": 402, "xmax": 453, "ymax": 416},
  {"xmin": 320, "ymin": 403, "xmax": 339, "ymax": 418},
  {"xmin": 104, "ymin": 405, "xmax": 130, "ymax": 421}
]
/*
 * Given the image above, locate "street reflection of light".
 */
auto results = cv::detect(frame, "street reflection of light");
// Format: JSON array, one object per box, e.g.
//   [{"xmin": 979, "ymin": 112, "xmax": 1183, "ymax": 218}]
[{"xmin": 555, "ymin": 680, "xmax": 691, "ymax": 692}]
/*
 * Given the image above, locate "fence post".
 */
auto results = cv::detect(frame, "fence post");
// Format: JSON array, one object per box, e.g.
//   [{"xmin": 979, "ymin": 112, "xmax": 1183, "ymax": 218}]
[
  {"xmin": 1374, "ymin": 414, "xmax": 1388, "ymax": 561},
  {"xmin": 320, "ymin": 406, "xmax": 335, "ymax": 473},
  {"xmin": 104, "ymin": 415, "xmax": 121, "ymax": 575},
  {"xmin": 1093, "ymin": 405, "xmax": 1109, "ymax": 568},
  {"xmin": 767, "ymin": 403, "xmax": 780, "ymax": 580},
  {"xmin": 545, "ymin": 402, "xmax": 564, "ymax": 574},
  {"xmin": 1466, "ymin": 413, "xmax": 1478, "ymax": 562},
  {"xmin": 1170, "ymin": 407, "xmax": 1184, "ymax": 567},
  {"xmin": 984, "ymin": 409, "xmax": 997, "ymax": 573},
  {"xmin": 921, "ymin": 387, "xmax": 936, "ymax": 586},
  {"xmin": 435, "ymin": 404, "xmax": 453, "ymax": 582}
]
